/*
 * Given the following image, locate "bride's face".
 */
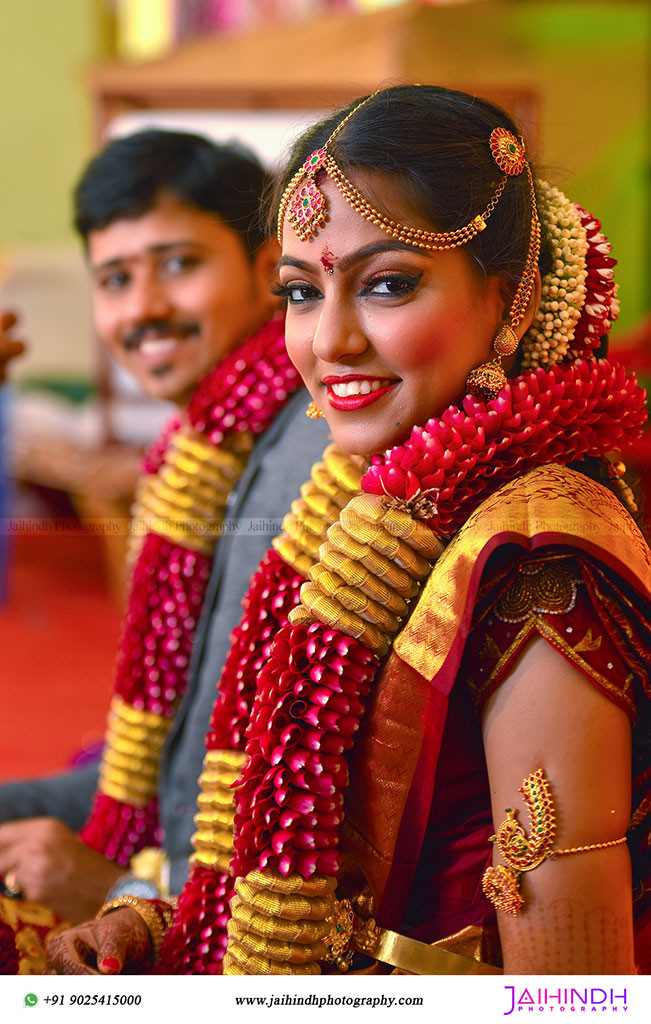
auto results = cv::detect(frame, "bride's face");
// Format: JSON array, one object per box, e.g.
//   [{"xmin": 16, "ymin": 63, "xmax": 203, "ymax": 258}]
[{"xmin": 279, "ymin": 176, "xmax": 507, "ymax": 455}]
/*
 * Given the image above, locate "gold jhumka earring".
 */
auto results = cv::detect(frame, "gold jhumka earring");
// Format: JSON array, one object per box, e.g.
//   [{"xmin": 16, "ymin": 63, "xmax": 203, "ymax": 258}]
[{"xmin": 305, "ymin": 401, "xmax": 324, "ymax": 419}]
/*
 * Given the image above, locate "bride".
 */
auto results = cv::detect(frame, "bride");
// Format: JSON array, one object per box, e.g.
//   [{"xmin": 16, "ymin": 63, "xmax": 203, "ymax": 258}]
[{"xmin": 47, "ymin": 84, "xmax": 651, "ymax": 976}]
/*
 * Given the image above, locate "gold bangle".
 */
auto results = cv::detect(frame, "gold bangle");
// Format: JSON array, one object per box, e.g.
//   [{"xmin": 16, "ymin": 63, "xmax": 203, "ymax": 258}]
[
  {"xmin": 97, "ymin": 895, "xmax": 167, "ymax": 962},
  {"xmin": 156, "ymin": 897, "xmax": 176, "ymax": 932}
]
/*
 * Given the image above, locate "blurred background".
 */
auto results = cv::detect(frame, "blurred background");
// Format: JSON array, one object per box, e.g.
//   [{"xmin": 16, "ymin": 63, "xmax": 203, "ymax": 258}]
[{"xmin": 0, "ymin": 0, "xmax": 649, "ymax": 779}]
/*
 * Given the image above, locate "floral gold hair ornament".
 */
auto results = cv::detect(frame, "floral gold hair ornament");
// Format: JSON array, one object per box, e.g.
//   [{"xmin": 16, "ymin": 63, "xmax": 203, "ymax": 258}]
[
  {"xmin": 286, "ymin": 148, "xmax": 329, "ymax": 242},
  {"xmin": 277, "ymin": 92, "xmax": 377, "ymax": 245},
  {"xmin": 482, "ymin": 768, "xmax": 627, "ymax": 917},
  {"xmin": 490, "ymin": 126, "xmax": 526, "ymax": 176}
]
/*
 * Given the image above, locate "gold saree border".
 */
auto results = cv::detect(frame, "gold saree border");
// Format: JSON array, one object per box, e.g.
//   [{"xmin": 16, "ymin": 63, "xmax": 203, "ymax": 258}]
[{"xmin": 394, "ymin": 464, "xmax": 651, "ymax": 685}]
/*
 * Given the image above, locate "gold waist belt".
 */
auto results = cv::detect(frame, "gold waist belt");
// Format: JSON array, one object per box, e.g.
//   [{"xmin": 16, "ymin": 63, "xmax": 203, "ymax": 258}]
[
  {"xmin": 326, "ymin": 897, "xmax": 501, "ymax": 976},
  {"xmin": 367, "ymin": 925, "xmax": 501, "ymax": 976}
]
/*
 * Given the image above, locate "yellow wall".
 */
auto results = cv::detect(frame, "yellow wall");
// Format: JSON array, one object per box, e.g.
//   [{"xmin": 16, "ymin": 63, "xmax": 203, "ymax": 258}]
[
  {"xmin": 0, "ymin": 1, "xmax": 108, "ymax": 247},
  {"xmin": 484, "ymin": 1, "xmax": 650, "ymax": 335}
]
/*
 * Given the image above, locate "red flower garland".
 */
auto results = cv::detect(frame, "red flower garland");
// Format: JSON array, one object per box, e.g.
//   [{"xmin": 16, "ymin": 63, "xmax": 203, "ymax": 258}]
[
  {"xmin": 142, "ymin": 417, "xmax": 181, "ymax": 475},
  {"xmin": 573, "ymin": 208, "xmax": 619, "ymax": 353},
  {"xmin": 79, "ymin": 317, "xmax": 301, "ymax": 866},
  {"xmin": 206, "ymin": 550, "xmax": 307, "ymax": 752},
  {"xmin": 157, "ymin": 549, "xmax": 305, "ymax": 972},
  {"xmin": 156, "ymin": 863, "xmax": 234, "ymax": 975},
  {"xmin": 115, "ymin": 538, "xmax": 212, "ymax": 716},
  {"xmin": 363, "ymin": 360, "xmax": 647, "ymax": 537},
  {"xmin": 232, "ymin": 620, "xmax": 379, "ymax": 880}
]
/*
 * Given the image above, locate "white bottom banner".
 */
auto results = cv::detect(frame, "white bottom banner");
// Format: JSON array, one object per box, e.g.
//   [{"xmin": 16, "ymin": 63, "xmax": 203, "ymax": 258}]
[{"xmin": 0, "ymin": 974, "xmax": 647, "ymax": 1024}]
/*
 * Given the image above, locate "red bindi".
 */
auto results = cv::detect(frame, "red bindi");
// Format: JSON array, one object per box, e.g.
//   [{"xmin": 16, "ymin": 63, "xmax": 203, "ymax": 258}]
[{"xmin": 320, "ymin": 246, "xmax": 336, "ymax": 275}]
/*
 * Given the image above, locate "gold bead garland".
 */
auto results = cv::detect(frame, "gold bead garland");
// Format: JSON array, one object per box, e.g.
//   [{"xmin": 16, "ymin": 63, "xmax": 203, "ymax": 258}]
[
  {"xmin": 98, "ymin": 428, "xmax": 253, "ymax": 810},
  {"xmin": 191, "ymin": 749, "xmax": 247, "ymax": 871},
  {"xmin": 188, "ymin": 451, "xmax": 362, "ymax": 898},
  {"xmin": 272, "ymin": 444, "xmax": 363, "ymax": 577},
  {"xmin": 293, "ymin": 494, "xmax": 442, "ymax": 656},
  {"xmin": 321, "ymin": 522, "xmax": 421, "ymax": 598},
  {"xmin": 223, "ymin": 871, "xmax": 337, "ymax": 975},
  {"xmin": 132, "ymin": 426, "xmax": 252, "ymax": 557},
  {"xmin": 99, "ymin": 697, "xmax": 172, "ymax": 807},
  {"xmin": 317, "ymin": 545, "xmax": 409, "ymax": 616},
  {"xmin": 308, "ymin": 563, "xmax": 403, "ymax": 633},
  {"xmin": 229, "ymin": 898, "xmax": 332, "ymax": 944}
]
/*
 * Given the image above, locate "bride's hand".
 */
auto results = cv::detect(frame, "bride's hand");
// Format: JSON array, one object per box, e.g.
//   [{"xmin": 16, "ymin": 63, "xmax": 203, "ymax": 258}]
[{"xmin": 45, "ymin": 908, "xmax": 152, "ymax": 975}]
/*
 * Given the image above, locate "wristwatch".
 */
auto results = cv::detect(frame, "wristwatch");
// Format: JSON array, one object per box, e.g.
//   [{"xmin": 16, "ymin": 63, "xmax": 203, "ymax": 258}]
[
  {"xmin": 105, "ymin": 846, "xmax": 170, "ymax": 902},
  {"xmin": 105, "ymin": 875, "xmax": 160, "ymax": 902}
]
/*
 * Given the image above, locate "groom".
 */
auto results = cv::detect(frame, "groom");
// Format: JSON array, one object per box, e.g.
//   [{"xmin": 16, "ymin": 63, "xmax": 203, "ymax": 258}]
[{"xmin": 0, "ymin": 129, "xmax": 329, "ymax": 933}]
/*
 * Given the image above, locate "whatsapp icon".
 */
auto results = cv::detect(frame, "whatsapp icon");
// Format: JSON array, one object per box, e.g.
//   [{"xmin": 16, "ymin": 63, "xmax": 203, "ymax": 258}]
[{"xmin": 24, "ymin": 994, "xmax": 38, "ymax": 1007}]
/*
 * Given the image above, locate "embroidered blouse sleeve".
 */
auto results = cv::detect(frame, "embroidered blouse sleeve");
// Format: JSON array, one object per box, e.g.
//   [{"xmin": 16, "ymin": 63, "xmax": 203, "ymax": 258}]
[{"xmin": 466, "ymin": 546, "xmax": 651, "ymax": 724}]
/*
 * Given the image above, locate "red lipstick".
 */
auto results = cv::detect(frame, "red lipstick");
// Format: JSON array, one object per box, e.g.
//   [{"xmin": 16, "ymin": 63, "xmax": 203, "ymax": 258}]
[{"xmin": 322, "ymin": 374, "xmax": 399, "ymax": 412}]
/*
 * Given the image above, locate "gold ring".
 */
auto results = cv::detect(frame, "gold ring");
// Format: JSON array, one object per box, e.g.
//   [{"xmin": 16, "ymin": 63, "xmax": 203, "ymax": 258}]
[{"xmin": 3, "ymin": 870, "xmax": 23, "ymax": 898}]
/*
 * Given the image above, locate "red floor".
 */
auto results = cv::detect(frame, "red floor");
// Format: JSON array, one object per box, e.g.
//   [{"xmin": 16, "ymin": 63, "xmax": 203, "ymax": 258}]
[{"xmin": 0, "ymin": 530, "xmax": 122, "ymax": 782}]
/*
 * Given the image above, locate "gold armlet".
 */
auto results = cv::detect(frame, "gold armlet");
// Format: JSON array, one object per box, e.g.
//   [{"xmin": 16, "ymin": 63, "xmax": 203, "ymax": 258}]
[
  {"xmin": 482, "ymin": 768, "xmax": 627, "ymax": 916},
  {"xmin": 97, "ymin": 895, "xmax": 173, "ymax": 962}
]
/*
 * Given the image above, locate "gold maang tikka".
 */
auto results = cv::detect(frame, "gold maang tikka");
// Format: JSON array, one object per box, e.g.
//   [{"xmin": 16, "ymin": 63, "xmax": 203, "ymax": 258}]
[{"xmin": 278, "ymin": 97, "xmax": 541, "ymax": 402}]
